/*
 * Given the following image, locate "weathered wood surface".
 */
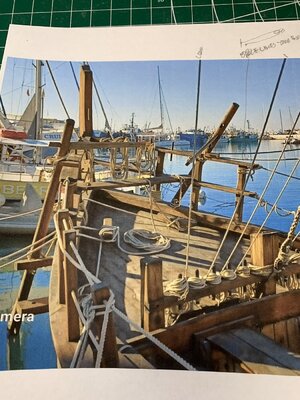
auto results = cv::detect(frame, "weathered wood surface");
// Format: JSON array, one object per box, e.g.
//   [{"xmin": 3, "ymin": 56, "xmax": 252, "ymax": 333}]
[
  {"xmin": 17, "ymin": 297, "xmax": 49, "ymax": 315},
  {"xmin": 156, "ymin": 147, "xmax": 260, "ymax": 169},
  {"xmin": 74, "ymin": 190, "xmax": 250, "ymax": 344},
  {"xmin": 15, "ymin": 257, "xmax": 53, "ymax": 271},
  {"xmin": 208, "ymin": 328, "xmax": 300, "ymax": 375},
  {"xmin": 77, "ymin": 174, "xmax": 184, "ymax": 190},
  {"xmin": 129, "ymin": 291, "xmax": 300, "ymax": 357},
  {"xmin": 97, "ymin": 188, "xmax": 270, "ymax": 236}
]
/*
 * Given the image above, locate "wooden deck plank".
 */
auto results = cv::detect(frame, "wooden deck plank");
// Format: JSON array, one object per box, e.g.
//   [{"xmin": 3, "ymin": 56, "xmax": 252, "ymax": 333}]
[
  {"xmin": 230, "ymin": 329, "xmax": 300, "ymax": 372},
  {"xmin": 208, "ymin": 329, "xmax": 299, "ymax": 375}
]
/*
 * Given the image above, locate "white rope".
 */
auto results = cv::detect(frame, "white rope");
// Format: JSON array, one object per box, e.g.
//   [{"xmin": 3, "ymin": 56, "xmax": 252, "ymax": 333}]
[
  {"xmin": 57, "ymin": 210, "xmax": 195, "ymax": 370},
  {"xmin": 94, "ymin": 292, "xmax": 115, "ymax": 368},
  {"xmin": 0, "ymin": 207, "xmax": 42, "ymax": 221},
  {"xmin": 77, "ymin": 226, "xmax": 171, "ymax": 256},
  {"xmin": 0, "ymin": 231, "xmax": 56, "ymax": 269},
  {"xmin": 206, "ymin": 67, "xmax": 293, "ymax": 277},
  {"xmin": 54, "ymin": 214, "xmax": 98, "ymax": 286},
  {"xmin": 111, "ymin": 304, "xmax": 196, "ymax": 371},
  {"xmin": 234, "ymin": 160, "xmax": 300, "ymax": 272}
]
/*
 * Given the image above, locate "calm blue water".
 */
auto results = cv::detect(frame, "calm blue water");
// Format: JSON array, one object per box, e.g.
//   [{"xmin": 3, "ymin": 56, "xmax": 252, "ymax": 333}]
[
  {"xmin": 0, "ymin": 235, "xmax": 57, "ymax": 371},
  {"xmin": 163, "ymin": 140, "xmax": 300, "ymax": 234},
  {"xmin": 0, "ymin": 139, "xmax": 299, "ymax": 370}
]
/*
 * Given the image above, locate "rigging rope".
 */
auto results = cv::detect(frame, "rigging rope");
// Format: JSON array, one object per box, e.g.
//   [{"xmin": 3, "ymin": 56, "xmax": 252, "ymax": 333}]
[
  {"xmin": 55, "ymin": 212, "xmax": 195, "ymax": 370},
  {"xmin": 220, "ymin": 114, "xmax": 300, "ymax": 273},
  {"xmin": 0, "ymin": 207, "xmax": 42, "ymax": 221},
  {"xmin": 206, "ymin": 58, "xmax": 287, "ymax": 277}
]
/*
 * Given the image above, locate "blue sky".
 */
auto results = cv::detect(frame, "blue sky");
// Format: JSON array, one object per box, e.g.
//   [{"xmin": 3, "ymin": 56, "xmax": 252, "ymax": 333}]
[{"xmin": 1, "ymin": 57, "xmax": 299, "ymax": 132}]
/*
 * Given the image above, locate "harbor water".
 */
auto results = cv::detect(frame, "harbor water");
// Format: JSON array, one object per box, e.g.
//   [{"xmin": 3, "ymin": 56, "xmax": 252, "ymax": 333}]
[{"xmin": 0, "ymin": 140, "xmax": 299, "ymax": 370}]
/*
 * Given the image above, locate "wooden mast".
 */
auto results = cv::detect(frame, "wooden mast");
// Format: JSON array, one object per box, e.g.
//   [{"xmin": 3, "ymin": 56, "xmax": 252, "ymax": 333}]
[{"xmin": 79, "ymin": 64, "xmax": 93, "ymax": 138}]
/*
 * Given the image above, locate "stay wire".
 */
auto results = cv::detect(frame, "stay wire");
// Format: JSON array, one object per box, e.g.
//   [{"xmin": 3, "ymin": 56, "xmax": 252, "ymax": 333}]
[{"xmin": 206, "ymin": 58, "xmax": 287, "ymax": 276}]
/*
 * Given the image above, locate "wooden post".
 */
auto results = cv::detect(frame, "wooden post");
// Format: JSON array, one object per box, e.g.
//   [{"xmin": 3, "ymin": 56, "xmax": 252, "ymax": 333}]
[
  {"xmin": 79, "ymin": 64, "xmax": 93, "ymax": 138},
  {"xmin": 63, "ymin": 229, "xmax": 80, "ymax": 342},
  {"xmin": 8, "ymin": 121, "xmax": 75, "ymax": 333},
  {"xmin": 154, "ymin": 149, "xmax": 165, "ymax": 193},
  {"xmin": 171, "ymin": 103, "xmax": 239, "ymax": 205},
  {"xmin": 57, "ymin": 118, "xmax": 75, "ymax": 158},
  {"xmin": 90, "ymin": 283, "xmax": 119, "ymax": 368},
  {"xmin": 140, "ymin": 257, "xmax": 165, "ymax": 331},
  {"xmin": 191, "ymin": 159, "xmax": 203, "ymax": 211},
  {"xmin": 56, "ymin": 209, "xmax": 71, "ymax": 305},
  {"xmin": 234, "ymin": 166, "xmax": 247, "ymax": 223},
  {"xmin": 7, "ymin": 270, "xmax": 36, "ymax": 335},
  {"xmin": 251, "ymin": 232, "xmax": 279, "ymax": 296},
  {"xmin": 31, "ymin": 119, "xmax": 75, "ymax": 259}
]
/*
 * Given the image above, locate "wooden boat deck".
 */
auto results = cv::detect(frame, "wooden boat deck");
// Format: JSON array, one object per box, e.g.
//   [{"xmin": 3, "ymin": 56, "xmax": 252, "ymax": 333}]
[{"xmin": 75, "ymin": 189, "xmax": 251, "ymax": 342}]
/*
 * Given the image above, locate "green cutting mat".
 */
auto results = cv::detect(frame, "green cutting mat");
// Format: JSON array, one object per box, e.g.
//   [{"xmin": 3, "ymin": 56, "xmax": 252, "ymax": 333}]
[{"xmin": 0, "ymin": 0, "xmax": 299, "ymax": 63}]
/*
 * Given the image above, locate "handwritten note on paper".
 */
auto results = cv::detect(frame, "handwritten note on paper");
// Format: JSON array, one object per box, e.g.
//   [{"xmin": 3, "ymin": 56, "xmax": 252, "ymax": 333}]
[{"xmin": 240, "ymin": 29, "xmax": 300, "ymax": 58}]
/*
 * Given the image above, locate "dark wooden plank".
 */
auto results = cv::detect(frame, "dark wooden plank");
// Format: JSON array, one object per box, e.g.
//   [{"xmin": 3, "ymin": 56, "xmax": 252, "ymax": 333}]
[
  {"xmin": 98, "ymin": 188, "xmax": 264, "ymax": 236},
  {"xmin": 193, "ymin": 316, "xmax": 255, "ymax": 341},
  {"xmin": 129, "ymin": 291, "xmax": 300, "ymax": 357},
  {"xmin": 69, "ymin": 141, "xmax": 147, "ymax": 150},
  {"xmin": 17, "ymin": 297, "xmax": 49, "ymax": 314},
  {"xmin": 63, "ymin": 229, "xmax": 80, "ymax": 342},
  {"xmin": 140, "ymin": 257, "xmax": 165, "ymax": 331},
  {"xmin": 77, "ymin": 174, "xmax": 184, "ymax": 191},
  {"xmin": 16, "ymin": 257, "xmax": 53, "ymax": 271},
  {"xmin": 8, "ymin": 270, "xmax": 35, "ymax": 335},
  {"xmin": 286, "ymin": 317, "xmax": 300, "ymax": 354},
  {"xmin": 251, "ymin": 232, "xmax": 278, "ymax": 295},
  {"xmin": 234, "ymin": 166, "xmax": 247, "ymax": 223},
  {"xmin": 79, "ymin": 65, "xmax": 93, "ymax": 137},
  {"xmin": 230, "ymin": 328, "xmax": 300, "ymax": 373},
  {"xmin": 208, "ymin": 329, "xmax": 299, "ymax": 375},
  {"xmin": 274, "ymin": 320, "xmax": 289, "ymax": 349},
  {"xmin": 194, "ymin": 180, "xmax": 256, "ymax": 197}
]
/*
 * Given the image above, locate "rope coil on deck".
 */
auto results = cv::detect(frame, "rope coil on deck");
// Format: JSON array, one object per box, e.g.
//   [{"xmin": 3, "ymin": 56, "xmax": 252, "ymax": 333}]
[{"xmin": 55, "ymin": 213, "xmax": 196, "ymax": 370}]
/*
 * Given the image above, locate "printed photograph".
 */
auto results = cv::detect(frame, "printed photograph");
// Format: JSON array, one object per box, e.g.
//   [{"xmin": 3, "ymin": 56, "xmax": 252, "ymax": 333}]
[{"xmin": 0, "ymin": 56, "xmax": 300, "ymax": 374}]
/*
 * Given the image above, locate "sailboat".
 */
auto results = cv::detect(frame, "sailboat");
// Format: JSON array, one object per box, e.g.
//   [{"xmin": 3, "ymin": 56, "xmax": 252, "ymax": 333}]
[
  {"xmin": 0, "ymin": 60, "xmax": 68, "ymax": 233},
  {"xmin": 141, "ymin": 66, "xmax": 190, "ymax": 148},
  {"xmin": 0, "ymin": 60, "xmax": 70, "ymax": 202}
]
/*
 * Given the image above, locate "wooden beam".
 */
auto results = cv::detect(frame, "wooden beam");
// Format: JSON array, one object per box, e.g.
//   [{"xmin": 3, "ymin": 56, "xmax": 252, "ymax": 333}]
[
  {"xmin": 77, "ymin": 174, "xmax": 184, "ymax": 191},
  {"xmin": 191, "ymin": 160, "xmax": 203, "ymax": 211},
  {"xmin": 204, "ymin": 153, "xmax": 261, "ymax": 169},
  {"xmin": 17, "ymin": 297, "xmax": 49, "ymax": 315},
  {"xmin": 15, "ymin": 257, "xmax": 53, "ymax": 271},
  {"xmin": 186, "ymin": 103, "xmax": 239, "ymax": 166},
  {"xmin": 154, "ymin": 150, "xmax": 165, "ymax": 192},
  {"xmin": 79, "ymin": 64, "xmax": 93, "ymax": 137},
  {"xmin": 194, "ymin": 179, "xmax": 256, "ymax": 197},
  {"xmin": 140, "ymin": 257, "xmax": 165, "ymax": 331},
  {"xmin": 63, "ymin": 229, "xmax": 80, "ymax": 342},
  {"xmin": 96, "ymin": 189, "xmax": 266, "ymax": 236},
  {"xmin": 31, "ymin": 120, "xmax": 75, "ymax": 259},
  {"xmin": 156, "ymin": 148, "xmax": 261, "ymax": 170},
  {"xmin": 234, "ymin": 166, "xmax": 247, "ymax": 223},
  {"xmin": 56, "ymin": 119, "xmax": 75, "ymax": 157},
  {"xmin": 128, "ymin": 291, "xmax": 300, "ymax": 357},
  {"xmin": 251, "ymin": 232, "xmax": 279, "ymax": 296},
  {"xmin": 70, "ymin": 141, "xmax": 148, "ymax": 150},
  {"xmin": 8, "ymin": 270, "xmax": 35, "ymax": 335}
]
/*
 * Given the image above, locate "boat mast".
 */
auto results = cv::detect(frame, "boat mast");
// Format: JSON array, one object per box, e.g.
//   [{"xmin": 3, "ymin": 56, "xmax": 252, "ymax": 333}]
[
  {"xmin": 279, "ymin": 109, "xmax": 284, "ymax": 133},
  {"xmin": 35, "ymin": 60, "xmax": 42, "ymax": 140},
  {"xmin": 157, "ymin": 66, "xmax": 164, "ymax": 135}
]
